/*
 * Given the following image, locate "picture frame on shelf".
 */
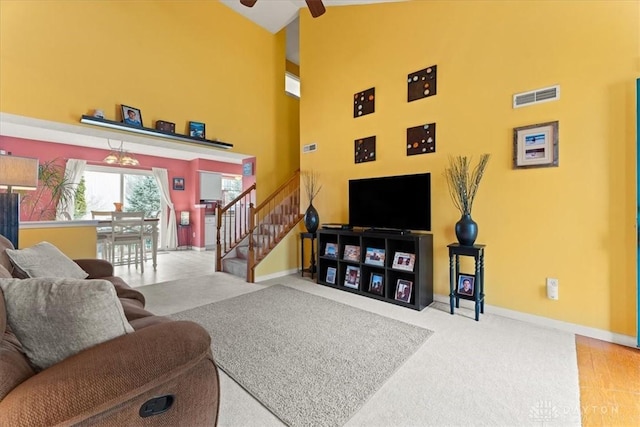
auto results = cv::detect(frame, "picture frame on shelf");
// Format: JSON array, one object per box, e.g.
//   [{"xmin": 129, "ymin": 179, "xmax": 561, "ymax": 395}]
[
  {"xmin": 173, "ymin": 177, "xmax": 185, "ymax": 191},
  {"xmin": 344, "ymin": 265, "xmax": 360, "ymax": 289},
  {"xmin": 189, "ymin": 121, "xmax": 206, "ymax": 139},
  {"xmin": 369, "ymin": 272, "xmax": 384, "ymax": 295},
  {"xmin": 395, "ymin": 279, "xmax": 413, "ymax": 303},
  {"xmin": 513, "ymin": 121, "xmax": 559, "ymax": 169},
  {"xmin": 392, "ymin": 251, "xmax": 415, "ymax": 271},
  {"xmin": 324, "ymin": 243, "xmax": 338, "ymax": 258},
  {"xmin": 326, "ymin": 267, "xmax": 337, "ymax": 284},
  {"xmin": 121, "ymin": 105, "xmax": 143, "ymax": 127},
  {"xmin": 364, "ymin": 247, "xmax": 385, "ymax": 266},
  {"xmin": 456, "ymin": 274, "xmax": 475, "ymax": 297},
  {"xmin": 343, "ymin": 245, "xmax": 361, "ymax": 262}
]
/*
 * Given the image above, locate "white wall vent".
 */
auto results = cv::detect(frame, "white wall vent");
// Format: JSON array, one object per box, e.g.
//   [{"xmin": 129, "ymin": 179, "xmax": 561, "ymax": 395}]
[
  {"xmin": 513, "ymin": 85, "xmax": 560, "ymax": 108},
  {"xmin": 303, "ymin": 143, "xmax": 317, "ymax": 153}
]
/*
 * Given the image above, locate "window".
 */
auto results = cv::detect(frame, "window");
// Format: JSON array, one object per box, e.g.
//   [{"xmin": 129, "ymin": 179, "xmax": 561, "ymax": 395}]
[
  {"xmin": 80, "ymin": 165, "xmax": 162, "ymax": 249},
  {"xmin": 80, "ymin": 165, "xmax": 161, "ymax": 219},
  {"xmin": 221, "ymin": 175, "xmax": 242, "ymax": 207},
  {"xmin": 285, "ymin": 72, "xmax": 300, "ymax": 98}
]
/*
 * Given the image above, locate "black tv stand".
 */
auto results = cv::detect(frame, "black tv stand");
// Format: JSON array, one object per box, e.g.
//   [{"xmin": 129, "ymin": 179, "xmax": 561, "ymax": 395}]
[
  {"xmin": 317, "ymin": 229, "xmax": 433, "ymax": 311},
  {"xmin": 364, "ymin": 228, "xmax": 410, "ymax": 235}
]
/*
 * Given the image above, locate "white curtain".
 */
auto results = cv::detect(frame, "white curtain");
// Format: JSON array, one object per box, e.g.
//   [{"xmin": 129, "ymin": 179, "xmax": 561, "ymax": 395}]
[
  {"xmin": 152, "ymin": 167, "xmax": 177, "ymax": 249},
  {"xmin": 57, "ymin": 159, "xmax": 86, "ymax": 220}
]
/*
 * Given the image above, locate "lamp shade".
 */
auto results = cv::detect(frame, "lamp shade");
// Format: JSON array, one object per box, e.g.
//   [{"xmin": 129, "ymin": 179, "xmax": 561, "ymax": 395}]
[{"xmin": 0, "ymin": 155, "xmax": 39, "ymax": 191}]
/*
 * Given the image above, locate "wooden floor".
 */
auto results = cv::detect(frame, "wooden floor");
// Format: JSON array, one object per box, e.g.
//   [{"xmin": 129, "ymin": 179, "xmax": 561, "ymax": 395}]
[{"xmin": 576, "ymin": 335, "xmax": 640, "ymax": 426}]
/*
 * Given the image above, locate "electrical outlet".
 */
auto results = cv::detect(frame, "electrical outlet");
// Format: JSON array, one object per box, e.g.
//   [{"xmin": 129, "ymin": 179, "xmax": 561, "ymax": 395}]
[{"xmin": 546, "ymin": 278, "xmax": 559, "ymax": 300}]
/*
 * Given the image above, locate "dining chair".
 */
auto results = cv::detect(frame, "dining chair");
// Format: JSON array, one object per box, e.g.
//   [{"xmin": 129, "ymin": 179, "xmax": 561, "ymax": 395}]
[
  {"xmin": 109, "ymin": 211, "xmax": 146, "ymax": 273},
  {"xmin": 91, "ymin": 210, "xmax": 114, "ymax": 261}
]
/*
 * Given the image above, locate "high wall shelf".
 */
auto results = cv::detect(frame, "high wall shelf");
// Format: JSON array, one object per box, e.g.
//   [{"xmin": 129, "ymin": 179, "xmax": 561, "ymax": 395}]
[
  {"xmin": 79, "ymin": 115, "xmax": 233, "ymax": 150},
  {"xmin": 317, "ymin": 229, "xmax": 433, "ymax": 311}
]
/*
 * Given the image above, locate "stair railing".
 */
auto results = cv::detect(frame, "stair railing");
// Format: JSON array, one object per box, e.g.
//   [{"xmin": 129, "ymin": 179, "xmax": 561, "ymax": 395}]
[
  {"xmin": 215, "ymin": 183, "xmax": 256, "ymax": 272},
  {"xmin": 247, "ymin": 170, "xmax": 302, "ymax": 282}
]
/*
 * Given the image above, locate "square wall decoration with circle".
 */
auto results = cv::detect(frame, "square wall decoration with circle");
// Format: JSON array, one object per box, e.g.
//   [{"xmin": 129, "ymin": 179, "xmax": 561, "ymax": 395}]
[
  {"xmin": 353, "ymin": 87, "xmax": 375, "ymax": 118},
  {"xmin": 406, "ymin": 123, "xmax": 436, "ymax": 156},
  {"xmin": 355, "ymin": 136, "xmax": 376, "ymax": 163},
  {"xmin": 407, "ymin": 65, "xmax": 437, "ymax": 102}
]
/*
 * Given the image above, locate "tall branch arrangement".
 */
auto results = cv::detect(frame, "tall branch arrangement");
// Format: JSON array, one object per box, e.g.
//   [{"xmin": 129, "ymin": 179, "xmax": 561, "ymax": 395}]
[
  {"xmin": 444, "ymin": 154, "xmax": 490, "ymax": 216},
  {"xmin": 301, "ymin": 170, "xmax": 322, "ymax": 204}
]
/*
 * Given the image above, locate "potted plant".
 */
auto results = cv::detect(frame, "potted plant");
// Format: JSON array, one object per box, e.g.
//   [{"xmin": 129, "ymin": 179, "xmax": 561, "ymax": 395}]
[
  {"xmin": 20, "ymin": 159, "xmax": 77, "ymax": 221},
  {"xmin": 443, "ymin": 154, "xmax": 490, "ymax": 246},
  {"xmin": 301, "ymin": 170, "xmax": 322, "ymax": 233}
]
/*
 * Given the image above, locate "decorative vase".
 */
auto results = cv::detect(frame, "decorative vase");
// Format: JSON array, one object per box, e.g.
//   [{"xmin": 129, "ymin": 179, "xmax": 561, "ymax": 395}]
[
  {"xmin": 455, "ymin": 214, "xmax": 478, "ymax": 246},
  {"xmin": 303, "ymin": 203, "xmax": 319, "ymax": 233},
  {"xmin": 114, "ymin": 202, "xmax": 123, "ymax": 212}
]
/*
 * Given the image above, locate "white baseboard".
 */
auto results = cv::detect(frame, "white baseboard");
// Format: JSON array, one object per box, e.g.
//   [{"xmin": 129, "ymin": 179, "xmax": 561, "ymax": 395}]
[
  {"xmin": 255, "ymin": 268, "xmax": 299, "ymax": 282},
  {"xmin": 433, "ymin": 294, "xmax": 638, "ymax": 348},
  {"xmin": 192, "ymin": 246, "xmax": 208, "ymax": 252}
]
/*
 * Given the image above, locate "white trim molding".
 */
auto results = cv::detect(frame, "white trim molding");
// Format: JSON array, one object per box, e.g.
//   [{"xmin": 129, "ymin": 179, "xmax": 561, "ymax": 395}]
[{"xmin": 433, "ymin": 294, "xmax": 637, "ymax": 348}]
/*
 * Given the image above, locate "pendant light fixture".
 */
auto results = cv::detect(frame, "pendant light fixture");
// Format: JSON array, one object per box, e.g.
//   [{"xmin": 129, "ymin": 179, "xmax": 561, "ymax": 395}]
[{"xmin": 104, "ymin": 140, "xmax": 140, "ymax": 166}]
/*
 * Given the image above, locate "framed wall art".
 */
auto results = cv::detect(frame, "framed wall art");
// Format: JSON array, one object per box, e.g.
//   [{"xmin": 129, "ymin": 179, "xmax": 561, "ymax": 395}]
[
  {"xmin": 513, "ymin": 121, "xmax": 559, "ymax": 169},
  {"xmin": 173, "ymin": 177, "xmax": 185, "ymax": 191}
]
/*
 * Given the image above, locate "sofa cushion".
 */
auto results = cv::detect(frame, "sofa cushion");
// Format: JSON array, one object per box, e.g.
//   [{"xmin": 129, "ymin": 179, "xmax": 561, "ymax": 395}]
[
  {"xmin": 5, "ymin": 242, "xmax": 89, "ymax": 279},
  {"xmin": 0, "ymin": 264, "xmax": 11, "ymax": 279},
  {"xmin": 0, "ymin": 277, "xmax": 133, "ymax": 371}
]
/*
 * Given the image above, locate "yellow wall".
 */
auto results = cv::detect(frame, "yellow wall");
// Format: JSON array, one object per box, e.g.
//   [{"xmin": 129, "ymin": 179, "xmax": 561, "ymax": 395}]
[
  {"xmin": 0, "ymin": 0, "xmax": 297, "ymax": 200},
  {"xmin": 300, "ymin": 1, "xmax": 639, "ymax": 335},
  {"xmin": 19, "ymin": 227, "xmax": 97, "ymax": 259},
  {"xmin": 0, "ymin": 0, "xmax": 300, "ymax": 277}
]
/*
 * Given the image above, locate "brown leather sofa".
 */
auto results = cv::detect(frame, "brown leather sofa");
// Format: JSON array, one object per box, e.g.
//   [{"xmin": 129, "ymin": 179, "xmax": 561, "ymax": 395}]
[{"xmin": 0, "ymin": 235, "xmax": 220, "ymax": 426}]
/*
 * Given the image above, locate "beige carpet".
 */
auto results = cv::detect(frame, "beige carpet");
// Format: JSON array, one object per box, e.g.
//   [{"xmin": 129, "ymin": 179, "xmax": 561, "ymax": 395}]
[{"xmin": 170, "ymin": 285, "xmax": 433, "ymax": 427}]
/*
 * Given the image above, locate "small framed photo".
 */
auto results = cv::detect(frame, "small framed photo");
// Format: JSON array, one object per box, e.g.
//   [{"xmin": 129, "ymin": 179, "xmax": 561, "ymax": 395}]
[
  {"xmin": 369, "ymin": 273, "xmax": 384, "ymax": 295},
  {"xmin": 189, "ymin": 121, "xmax": 206, "ymax": 139},
  {"xmin": 456, "ymin": 274, "xmax": 475, "ymax": 297},
  {"xmin": 392, "ymin": 251, "xmax": 415, "ymax": 271},
  {"xmin": 364, "ymin": 247, "xmax": 385, "ymax": 266},
  {"xmin": 173, "ymin": 177, "xmax": 185, "ymax": 191},
  {"xmin": 121, "ymin": 105, "xmax": 143, "ymax": 127},
  {"xmin": 395, "ymin": 279, "xmax": 413, "ymax": 303},
  {"xmin": 344, "ymin": 266, "xmax": 360, "ymax": 289},
  {"xmin": 324, "ymin": 243, "xmax": 337, "ymax": 258},
  {"xmin": 513, "ymin": 121, "xmax": 559, "ymax": 169},
  {"xmin": 343, "ymin": 245, "xmax": 361, "ymax": 262},
  {"xmin": 326, "ymin": 267, "xmax": 337, "ymax": 284}
]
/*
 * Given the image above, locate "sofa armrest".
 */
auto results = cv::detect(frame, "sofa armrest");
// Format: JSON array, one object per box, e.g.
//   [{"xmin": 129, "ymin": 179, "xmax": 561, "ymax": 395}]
[
  {"xmin": 0, "ymin": 321, "xmax": 217, "ymax": 426},
  {"xmin": 73, "ymin": 258, "xmax": 114, "ymax": 278}
]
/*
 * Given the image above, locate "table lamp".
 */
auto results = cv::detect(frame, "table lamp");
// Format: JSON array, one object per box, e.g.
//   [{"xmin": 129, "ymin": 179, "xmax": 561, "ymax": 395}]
[
  {"xmin": 180, "ymin": 211, "xmax": 190, "ymax": 226},
  {"xmin": 0, "ymin": 154, "xmax": 39, "ymax": 248}
]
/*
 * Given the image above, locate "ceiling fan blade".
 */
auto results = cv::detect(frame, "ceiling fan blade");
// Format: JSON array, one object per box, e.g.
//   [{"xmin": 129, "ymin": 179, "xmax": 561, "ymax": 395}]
[
  {"xmin": 240, "ymin": 0, "xmax": 257, "ymax": 7},
  {"xmin": 305, "ymin": 0, "xmax": 326, "ymax": 18}
]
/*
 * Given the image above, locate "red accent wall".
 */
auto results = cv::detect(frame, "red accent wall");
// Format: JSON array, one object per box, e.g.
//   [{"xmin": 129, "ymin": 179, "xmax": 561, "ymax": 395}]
[{"xmin": 0, "ymin": 135, "xmax": 242, "ymax": 248}]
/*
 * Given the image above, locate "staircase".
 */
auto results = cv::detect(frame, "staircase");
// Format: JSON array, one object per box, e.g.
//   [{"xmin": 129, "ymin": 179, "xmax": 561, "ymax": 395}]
[{"xmin": 216, "ymin": 170, "xmax": 302, "ymax": 282}]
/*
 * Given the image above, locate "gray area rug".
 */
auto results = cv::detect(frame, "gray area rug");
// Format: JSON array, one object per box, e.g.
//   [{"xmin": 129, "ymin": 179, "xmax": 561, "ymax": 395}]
[{"xmin": 170, "ymin": 284, "xmax": 433, "ymax": 427}]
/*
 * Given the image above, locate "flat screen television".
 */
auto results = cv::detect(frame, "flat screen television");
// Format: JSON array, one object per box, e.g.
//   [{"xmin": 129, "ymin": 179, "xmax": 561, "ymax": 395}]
[{"xmin": 349, "ymin": 173, "xmax": 431, "ymax": 231}]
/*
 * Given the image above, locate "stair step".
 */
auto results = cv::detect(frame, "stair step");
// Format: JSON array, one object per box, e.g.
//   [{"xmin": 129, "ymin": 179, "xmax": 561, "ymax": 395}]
[
  {"xmin": 222, "ymin": 257, "xmax": 247, "ymax": 279},
  {"xmin": 237, "ymin": 245, "xmax": 249, "ymax": 260}
]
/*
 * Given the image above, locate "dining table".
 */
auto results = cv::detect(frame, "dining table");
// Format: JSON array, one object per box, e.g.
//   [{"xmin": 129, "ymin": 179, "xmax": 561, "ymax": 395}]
[{"xmin": 96, "ymin": 217, "xmax": 160, "ymax": 271}]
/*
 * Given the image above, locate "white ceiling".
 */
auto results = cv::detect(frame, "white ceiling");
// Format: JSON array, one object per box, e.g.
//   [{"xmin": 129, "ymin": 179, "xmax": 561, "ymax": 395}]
[{"xmin": 220, "ymin": 0, "xmax": 405, "ymax": 34}]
